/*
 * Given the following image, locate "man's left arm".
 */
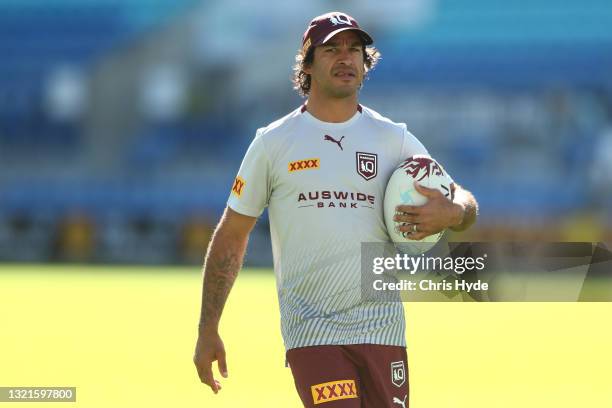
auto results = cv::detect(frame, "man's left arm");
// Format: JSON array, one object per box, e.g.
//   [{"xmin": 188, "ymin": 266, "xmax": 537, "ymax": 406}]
[{"xmin": 395, "ymin": 182, "xmax": 478, "ymax": 241}]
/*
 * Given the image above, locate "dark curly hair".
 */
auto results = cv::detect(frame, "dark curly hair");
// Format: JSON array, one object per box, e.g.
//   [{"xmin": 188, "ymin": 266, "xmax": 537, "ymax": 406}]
[{"xmin": 292, "ymin": 44, "xmax": 381, "ymax": 97}]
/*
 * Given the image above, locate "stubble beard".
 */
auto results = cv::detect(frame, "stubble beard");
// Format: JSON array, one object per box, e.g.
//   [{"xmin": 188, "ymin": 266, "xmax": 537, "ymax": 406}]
[
  {"xmin": 322, "ymin": 77, "xmax": 362, "ymax": 99},
  {"xmin": 331, "ymin": 84, "xmax": 359, "ymax": 98}
]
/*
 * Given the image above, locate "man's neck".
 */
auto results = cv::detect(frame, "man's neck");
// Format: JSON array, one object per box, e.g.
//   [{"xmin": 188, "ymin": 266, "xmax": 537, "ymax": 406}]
[{"xmin": 305, "ymin": 92, "xmax": 359, "ymax": 123}]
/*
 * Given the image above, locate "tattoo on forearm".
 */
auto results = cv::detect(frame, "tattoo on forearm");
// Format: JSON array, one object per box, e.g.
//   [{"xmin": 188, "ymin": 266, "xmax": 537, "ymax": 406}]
[{"xmin": 199, "ymin": 247, "xmax": 243, "ymax": 330}]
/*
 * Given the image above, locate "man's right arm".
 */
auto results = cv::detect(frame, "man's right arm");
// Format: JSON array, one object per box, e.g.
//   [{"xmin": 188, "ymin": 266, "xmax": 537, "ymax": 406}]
[{"xmin": 193, "ymin": 207, "xmax": 257, "ymax": 393}]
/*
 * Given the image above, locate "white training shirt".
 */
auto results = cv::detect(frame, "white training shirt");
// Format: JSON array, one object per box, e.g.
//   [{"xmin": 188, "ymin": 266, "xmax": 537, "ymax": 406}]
[{"xmin": 227, "ymin": 104, "xmax": 428, "ymax": 350}]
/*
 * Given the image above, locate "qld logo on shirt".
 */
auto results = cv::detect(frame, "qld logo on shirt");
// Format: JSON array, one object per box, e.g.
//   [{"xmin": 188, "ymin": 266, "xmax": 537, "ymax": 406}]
[{"xmin": 356, "ymin": 152, "xmax": 377, "ymax": 180}]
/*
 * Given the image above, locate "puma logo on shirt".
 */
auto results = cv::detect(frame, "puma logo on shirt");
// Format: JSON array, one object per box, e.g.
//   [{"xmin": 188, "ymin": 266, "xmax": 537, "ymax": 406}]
[{"xmin": 324, "ymin": 134, "xmax": 344, "ymax": 151}]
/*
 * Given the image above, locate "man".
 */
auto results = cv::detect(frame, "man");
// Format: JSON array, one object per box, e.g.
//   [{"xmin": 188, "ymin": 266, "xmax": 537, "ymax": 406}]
[{"xmin": 194, "ymin": 11, "xmax": 478, "ymax": 407}]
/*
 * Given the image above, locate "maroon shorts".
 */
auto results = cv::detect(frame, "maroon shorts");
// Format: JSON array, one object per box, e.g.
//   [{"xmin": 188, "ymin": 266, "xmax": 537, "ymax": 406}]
[{"xmin": 286, "ymin": 344, "xmax": 409, "ymax": 408}]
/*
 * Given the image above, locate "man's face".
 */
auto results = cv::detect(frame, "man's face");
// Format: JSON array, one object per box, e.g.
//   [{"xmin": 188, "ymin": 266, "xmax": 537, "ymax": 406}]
[{"xmin": 306, "ymin": 30, "xmax": 365, "ymax": 99}]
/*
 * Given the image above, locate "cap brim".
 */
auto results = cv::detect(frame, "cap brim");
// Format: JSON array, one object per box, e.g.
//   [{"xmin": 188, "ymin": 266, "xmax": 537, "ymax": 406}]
[{"xmin": 319, "ymin": 27, "xmax": 374, "ymax": 47}]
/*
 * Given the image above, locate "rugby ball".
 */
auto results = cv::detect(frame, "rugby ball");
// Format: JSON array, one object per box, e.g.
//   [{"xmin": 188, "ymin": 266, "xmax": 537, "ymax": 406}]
[{"xmin": 384, "ymin": 155, "xmax": 454, "ymax": 255}]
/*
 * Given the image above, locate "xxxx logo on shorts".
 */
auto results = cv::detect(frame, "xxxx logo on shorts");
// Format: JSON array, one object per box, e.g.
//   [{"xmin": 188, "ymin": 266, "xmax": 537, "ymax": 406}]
[
  {"xmin": 231, "ymin": 176, "xmax": 246, "ymax": 198},
  {"xmin": 288, "ymin": 158, "xmax": 320, "ymax": 173},
  {"xmin": 311, "ymin": 379, "xmax": 357, "ymax": 405}
]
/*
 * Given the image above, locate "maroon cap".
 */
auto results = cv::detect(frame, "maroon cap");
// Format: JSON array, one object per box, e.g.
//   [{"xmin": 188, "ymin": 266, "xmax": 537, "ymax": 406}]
[{"xmin": 301, "ymin": 12, "xmax": 373, "ymax": 55}]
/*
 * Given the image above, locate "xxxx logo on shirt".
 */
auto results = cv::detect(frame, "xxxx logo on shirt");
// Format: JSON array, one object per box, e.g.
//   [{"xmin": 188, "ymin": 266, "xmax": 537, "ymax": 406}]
[
  {"xmin": 311, "ymin": 379, "xmax": 357, "ymax": 404},
  {"xmin": 231, "ymin": 176, "xmax": 246, "ymax": 198},
  {"xmin": 288, "ymin": 158, "xmax": 320, "ymax": 172}
]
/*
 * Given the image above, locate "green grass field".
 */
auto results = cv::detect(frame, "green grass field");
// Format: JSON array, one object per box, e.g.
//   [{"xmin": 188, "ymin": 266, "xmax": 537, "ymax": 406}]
[{"xmin": 1, "ymin": 264, "xmax": 611, "ymax": 407}]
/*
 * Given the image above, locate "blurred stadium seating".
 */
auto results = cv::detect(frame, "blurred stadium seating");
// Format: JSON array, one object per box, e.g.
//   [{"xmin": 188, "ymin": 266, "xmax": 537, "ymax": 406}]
[{"xmin": 1, "ymin": 0, "xmax": 611, "ymax": 264}]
